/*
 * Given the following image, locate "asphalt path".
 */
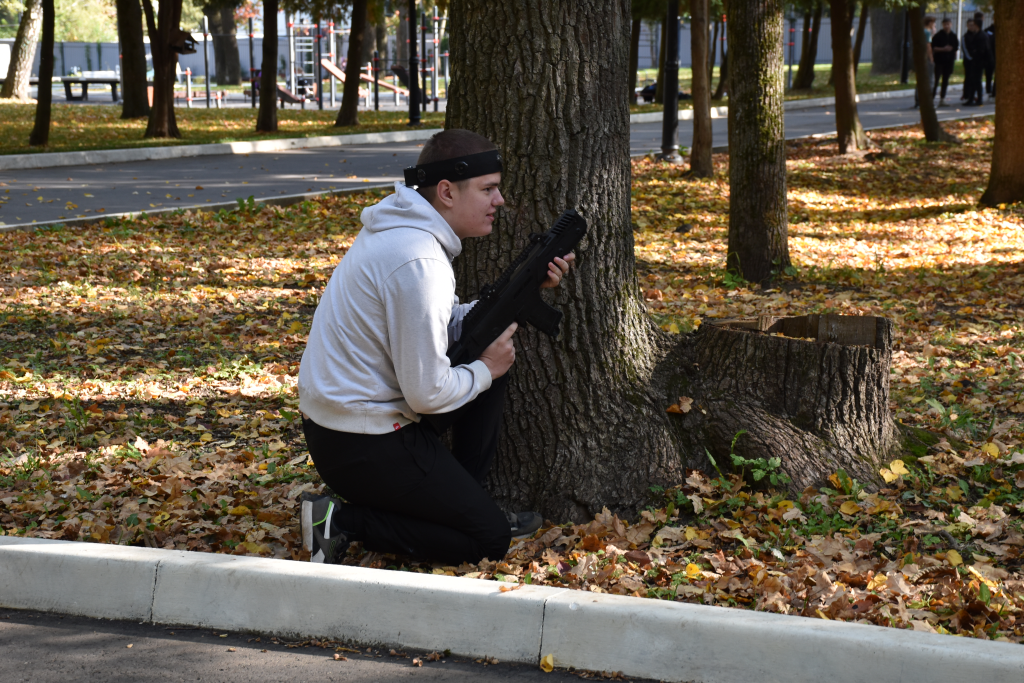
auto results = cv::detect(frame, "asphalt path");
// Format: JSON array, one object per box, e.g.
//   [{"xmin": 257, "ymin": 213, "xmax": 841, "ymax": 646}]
[
  {"xmin": 0, "ymin": 94, "xmax": 994, "ymax": 229},
  {"xmin": 0, "ymin": 609, "xmax": 647, "ymax": 682}
]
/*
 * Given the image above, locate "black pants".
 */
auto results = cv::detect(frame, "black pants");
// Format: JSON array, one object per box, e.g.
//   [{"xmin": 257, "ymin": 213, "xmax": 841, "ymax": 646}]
[
  {"xmin": 984, "ymin": 59, "xmax": 994, "ymax": 95},
  {"xmin": 933, "ymin": 60, "xmax": 954, "ymax": 99},
  {"xmin": 964, "ymin": 62, "xmax": 985, "ymax": 103},
  {"xmin": 302, "ymin": 374, "xmax": 511, "ymax": 565}
]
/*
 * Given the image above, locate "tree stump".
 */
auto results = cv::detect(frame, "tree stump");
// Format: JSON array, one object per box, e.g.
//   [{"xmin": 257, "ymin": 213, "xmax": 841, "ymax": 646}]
[{"xmin": 694, "ymin": 314, "xmax": 899, "ymax": 491}]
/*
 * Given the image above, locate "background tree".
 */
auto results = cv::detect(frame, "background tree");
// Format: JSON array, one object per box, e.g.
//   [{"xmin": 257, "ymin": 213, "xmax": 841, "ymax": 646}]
[
  {"xmin": 980, "ymin": 0, "xmax": 1024, "ymax": 206},
  {"xmin": 830, "ymin": 0, "xmax": 868, "ymax": 152},
  {"xmin": 908, "ymin": 4, "xmax": 955, "ymax": 143},
  {"xmin": 255, "ymin": 0, "xmax": 278, "ymax": 131},
  {"xmin": 711, "ymin": 0, "xmax": 727, "ymax": 100},
  {"xmin": 870, "ymin": 5, "xmax": 902, "ymax": 74},
  {"xmin": 630, "ymin": 0, "xmax": 664, "ymax": 103},
  {"xmin": 852, "ymin": 0, "xmax": 869, "ymax": 70},
  {"xmin": 0, "ymin": 0, "xmax": 42, "ymax": 100},
  {"xmin": 141, "ymin": 0, "xmax": 185, "ymax": 137},
  {"xmin": 116, "ymin": 0, "xmax": 151, "ymax": 118},
  {"xmin": 727, "ymin": 0, "xmax": 788, "ymax": 283},
  {"xmin": 689, "ymin": 0, "xmax": 712, "ymax": 176},
  {"xmin": 336, "ymin": 0, "xmax": 366, "ymax": 126},
  {"xmin": 28, "ymin": 0, "xmax": 53, "ymax": 145},
  {"xmin": 205, "ymin": 0, "xmax": 242, "ymax": 85},
  {"xmin": 792, "ymin": 0, "xmax": 822, "ymax": 90}
]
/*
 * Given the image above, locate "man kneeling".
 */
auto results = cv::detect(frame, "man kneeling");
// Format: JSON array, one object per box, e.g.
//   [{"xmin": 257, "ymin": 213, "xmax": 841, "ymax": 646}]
[{"xmin": 297, "ymin": 129, "xmax": 574, "ymax": 565}]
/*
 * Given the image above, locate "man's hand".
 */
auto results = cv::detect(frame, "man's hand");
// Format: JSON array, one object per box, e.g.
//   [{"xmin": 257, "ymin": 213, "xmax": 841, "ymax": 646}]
[
  {"xmin": 479, "ymin": 322, "xmax": 518, "ymax": 379},
  {"xmin": 540, "ymin": 253, "xmax": 575, "ymax": 289}
]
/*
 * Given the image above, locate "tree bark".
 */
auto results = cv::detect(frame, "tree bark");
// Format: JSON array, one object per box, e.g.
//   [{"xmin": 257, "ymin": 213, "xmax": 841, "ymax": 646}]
[
  {"xmin": 28, "ymin": 0, "xmax": 53, "ymax": 146},
  {"xmin": 852, "ymin": 1, "xmax": 869, "ymax": 71},
  {"xmin": 219, "ymin": 4, "xmax": 242, "ymax": 85},
  {"xmin": 696, "ymin": 315, "xmax": 899, "ymax": 491},
  {"xmin": 689, "ymin": 0, "xmax": 712, "ymax": 176},
  {"xmin": 712, "ymin": 40, "xmax": 727, "ymax": 100},
  {"xmin": 726, "ymin": 0, "xmax": 788, "ymax": 284},
  {"xmin": 116, "ymin": 0, "xmax": 150, "ymax": 118},
  {"xmin": 980, "ymin": 0, "xmax": 1024, "ymax": 206},
  {"xmin": 255, "ymin": 0, "xmax": 278, "ymax": 132},
  {"xmin": 0, "ymin": 0, "xmax": 42, "ymax": 100},
  {"xmin": 206, "ymin": 7, "xmax": 226, "ymax": 83},
  {"xmin": 629, "ymin": 17, "xmax": 641, "ymax": 104},
  {"xmin": 792, "ymin": 2, "xmax": 822, "ymax": 90},
  {"xmin": 446, "ymin": 0, "xmax": 688, "ymax": 521},
  {"xmin": 654, "ymin": 18, "xmax": 666, "ymax": 104},
  {"xmin": 908, "ymin": 5, "xmax": 955, "ymax": 144},
  {"xmin": 396, "ymin": 3, "xmax": 408, "ymax": 64},
  {"xmin": 335, "ymin": 0, "xmax": 367, "ymax": 127},
  {"xmin": 830, "ymin": 0, "xmax": 868, "ymax": 153},
  {"xmin": 708, "ymin": 17, "xmax": 718, "ymax": 81},
  {"xmin": 870, "ymin": 6, "xmax": 903, "ymax": 74},
  {"xmin": 141, "ymin": 0, "xmax": 182, "ymax": 138}
]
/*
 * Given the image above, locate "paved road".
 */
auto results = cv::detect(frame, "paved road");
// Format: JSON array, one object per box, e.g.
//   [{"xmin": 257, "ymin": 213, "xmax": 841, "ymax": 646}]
[
  {"xmin": 0, "ymin": 94, "xmax": 994, "ymax": 229},
  {"xmin": 0, "ymin": 609, "xmax": 647, "ymax": 682}
]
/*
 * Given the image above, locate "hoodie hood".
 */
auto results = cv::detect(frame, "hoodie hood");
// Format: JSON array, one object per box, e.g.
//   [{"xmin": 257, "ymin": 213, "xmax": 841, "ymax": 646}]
[{"xmin": 360, "ymin": 182, "xmax": 462, "ymax": 260}]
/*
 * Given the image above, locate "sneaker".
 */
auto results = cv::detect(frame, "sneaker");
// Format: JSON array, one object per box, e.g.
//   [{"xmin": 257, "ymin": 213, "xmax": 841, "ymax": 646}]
[
  {"xmin": 507, "ymin": 511, "xmax": 543, "ymax": 540},
  {"xmin": 939, "ymin": 98, "xmax": 947, "ymax": 106},
  {"xmin": 301, "ymin": 494, "xmax": 351, "ymax": 564}
]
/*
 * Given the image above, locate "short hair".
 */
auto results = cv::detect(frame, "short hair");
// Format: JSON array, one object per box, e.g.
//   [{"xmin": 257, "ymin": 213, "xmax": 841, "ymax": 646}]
[
  {"xmin": 415, "ymin": 129, "xmax": 498, "ymax": 203},
  {"xmin": 924, "ymin": 15, "xmax": 936, "ymax": 25},
  {"xmin": 974, "ymin": 11, "xmax": 984, "ymax": 21},
  {"xmin": 942, "ymin": 17, "xmax": 952, "ymax": 24}
]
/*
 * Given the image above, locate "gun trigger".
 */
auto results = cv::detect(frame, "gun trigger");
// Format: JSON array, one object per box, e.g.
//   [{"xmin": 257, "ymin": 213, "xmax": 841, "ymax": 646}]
[{"xmin": 517, "ymin": 298, "xmax": 563, "ymax": 338}]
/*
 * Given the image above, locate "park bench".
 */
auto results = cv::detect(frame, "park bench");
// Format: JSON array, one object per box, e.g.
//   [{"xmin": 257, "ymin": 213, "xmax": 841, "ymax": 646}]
[{"xmin": 61, "ymin": 71, "xmax": 121, "ymax": 102}]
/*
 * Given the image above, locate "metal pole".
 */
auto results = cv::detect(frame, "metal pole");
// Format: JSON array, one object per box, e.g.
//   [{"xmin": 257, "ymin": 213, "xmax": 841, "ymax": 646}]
[
  {"xmin": 329, "ymin": 21, "xmax": 335, "ymax": 107},
  {"xmin": 420, "ymin": 11, "xmax": 427, "ymax": 112},
  {"xmin": 658, "ymin": 0, "xmax": 682, "ymax": 163},
  {"xmin": 186, "ymin": 68, "xmax": 192, "ymax": 108},
  {"xmin": 203, "ymin": 16, "xmax": 211, "ymax": 107},
  {"xmin": 316, "ymin": 18, "xmax": 324, "ymax": 109},
  {"xmin": 432, "ymin": 5, "xmax": 439, "ymax": 110},
  {"xmin": 955, "ymin": 0, "xmax": 963, "ymax": 60},
  {"xmin": 899, "ymin": 10, "xmax": 910, "ymax": 84},
  {"xmin": 373, "ymin": 50, "xmax": 380, "ymax": 110},
  {"xmin": 287, "ymin": 14, "xmax": 295, "ymax": 97},
  {"xmin": 407, "ymin": 0, "xmax": 420, "ymax": 125},
  {"xmin": 787, "ymin": 11, "xmax": 795, "ymax": 90},
  {"xmin": 444, "ymin": 50, "xmax": 448, "ymax": 101},
  {"xmin": 249, "ymin": 18, "xmax": 256, "ymax": 107}
]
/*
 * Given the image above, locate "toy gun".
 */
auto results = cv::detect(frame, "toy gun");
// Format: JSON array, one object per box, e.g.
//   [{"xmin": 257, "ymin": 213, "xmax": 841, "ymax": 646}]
[{"xmin": 448, "ymin": 208, "xmax": 587, "ymax": 367}]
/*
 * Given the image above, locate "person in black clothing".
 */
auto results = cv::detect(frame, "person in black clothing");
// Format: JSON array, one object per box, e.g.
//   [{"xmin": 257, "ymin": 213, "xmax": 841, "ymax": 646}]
[
  {"xmin": 962, "ymin": 19, "xmax": 989, "ymax": 106},
  {"xmin": 931, "ymin": 18, "xmax": 958, "ymax": 106},
  {"xmin": 974, "ymin": 12, "xmax": 995, "ymax": 97}
]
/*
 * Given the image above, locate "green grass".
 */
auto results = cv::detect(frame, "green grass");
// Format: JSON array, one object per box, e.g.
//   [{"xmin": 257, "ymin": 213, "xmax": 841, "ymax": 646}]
[{"xmin": 0, "ymin": 104, "xmax": 446, "ymax": 156}]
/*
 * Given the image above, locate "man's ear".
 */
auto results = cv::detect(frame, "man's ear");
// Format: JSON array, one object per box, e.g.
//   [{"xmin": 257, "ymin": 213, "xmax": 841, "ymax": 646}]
[{"xmin": 435, "ymin": 180, "xmax": 456, "ymax": 209}]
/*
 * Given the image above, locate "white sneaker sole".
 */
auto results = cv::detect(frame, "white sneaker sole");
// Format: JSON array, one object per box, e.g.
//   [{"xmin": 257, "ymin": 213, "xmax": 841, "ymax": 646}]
[{"xmin": 301, "ymin": 500, "xmax": 313, "ymax": 555}]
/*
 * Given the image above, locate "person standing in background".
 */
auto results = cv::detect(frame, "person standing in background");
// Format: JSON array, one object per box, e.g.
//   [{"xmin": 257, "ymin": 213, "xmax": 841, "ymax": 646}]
[
  {"xmin": 962, "ymin": 18, "xmax": 989, "ymax": 106},
  {"xmin": 931, "ymin": 17, "xmax": 958, "ymax": 106}
]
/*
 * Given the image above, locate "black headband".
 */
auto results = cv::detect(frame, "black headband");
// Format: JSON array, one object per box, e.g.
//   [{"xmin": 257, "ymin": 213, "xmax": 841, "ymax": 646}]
[{"xmin": 403, "ymin": 150, "xmax": 503, "ymax": 188}]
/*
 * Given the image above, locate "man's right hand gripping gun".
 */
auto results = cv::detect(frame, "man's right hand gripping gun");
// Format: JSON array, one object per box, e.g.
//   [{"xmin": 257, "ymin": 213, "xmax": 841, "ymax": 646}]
[{"xmin": 447, "ymin": 208, "xmax": 587, "ymax": 368}]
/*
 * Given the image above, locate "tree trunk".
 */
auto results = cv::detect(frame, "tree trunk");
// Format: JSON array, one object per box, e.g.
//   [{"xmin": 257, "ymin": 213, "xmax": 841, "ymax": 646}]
[
  {"xmin": 655, "ymin": 18, "xmax": 666, "ymax": 104},
  {"xmin": 870, "ymin": 7, "xmax": 903, "ymax": 74},
  {"xmin": 116, "ymin": 0, "xmax": 150, "ymax": 118},
  {"xmin": 689, "ymin": 0, "xmax": 712, "ymax": 177},
  {"xmin": 696, "ymin": 315, "xmax": 899, "ymax": 491},
  {"xmin": 141, "ymin": 0, "xmax": 182, "ymax": 138},
  {"xmin": 336, "ymin": 0, "xmax": 367, "ymax": 127},
  {"xmin": 980, "ymin": 0, "xmax": 1024, "ymax": 206},
  {"xmin": 852, "ymin": 1, "xmax": 869, "ymax": 71},
  {"xmin": 219, "ymin": 4, "xmax": 241, "ymax": 85},
  {"xmin": 396, "ymin": 4, "xmax": 408, "ymax": 64},
  {"xmin": 708, "ymin": 17, "xmax": 718, "ymax": 82},
  {"xmin": 830, "ymin": 0, "xmax": 868, "ymax": 153},
  {"xmin": 726, "ymin": 0, "xmax": 788, "ymax": 284},
  {"xmin": 0, "ymin": 0, "xmax": 42, "ymax": 100},
  {"xmin": 792, "ymin": 2, "xmax": 822, "ymax": 90},
  {"xmin": 712, "ymin": 41, "xmax": 727, "ymax": 100},
  {"xmin": 908, "ymin": 5, "xmax": 954, "ymax": 144},
  {"xmin": 629, "ymin": 17, "xmax": 641, "ymax": 104},
  {"xmin": 255, "ymin": 0, "xmax": 277, "ymax": 132},
  {"xmin": 28, "ymin": 0, "xmax": 53, "ymax": 146},
  {"xmin": 207, "ymin": 8, "xmax": 226, "ymax": 84},
  {"xmin": 446, "ymin": 0, "xmax": 688, "ymax": 521}
]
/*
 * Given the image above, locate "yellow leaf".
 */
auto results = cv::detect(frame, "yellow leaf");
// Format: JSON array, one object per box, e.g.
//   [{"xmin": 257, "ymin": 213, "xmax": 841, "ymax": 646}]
[
  {"xmin": 684, "ymin": 527, "xmax": 699, "ymax": 541},
  {"xmin": 152, "ymin": 512, "xmax": 171, "ymax": 525},
  {"xmin": 947, "ymin": 549, "xmax": 963, "ymax": 567},
  {"xmin": 199, "ymin": 433, "xmax": 213, "ymax": 442},
  {"xmin": 880, "ymin": 468, "xmax": 898, "ymax": 483},
  {"xmin": 889, "ymin": 459, "xmax": 909, "ymax": 476},
  {"xmin": 288, "ymin": 320, "xmax": 304, "ymax": 334},
  {"xmin": 228, "ymin": 505, "xmax": 251, "ymax": 516},
  {"xmin": 982, "ymin": 443, "xmax": 1000, "ymax": 458},
  {"xmin": 540, "ymin": 654, "xmax": 554, "ymax": 673},
  {"xmin": 776, "ymin": 500, "xmax": 795, "ymax": 511},
  {"xmin": 839, "ymin": 501, "xmax": 862, "ymax": 515},
  {"xmin": 685, "ymin": 563, "xmax": 702, "ymax": 579},
  {"xmin": 866, "ymin": 574, "xmax": 887, "ymax": 591}
]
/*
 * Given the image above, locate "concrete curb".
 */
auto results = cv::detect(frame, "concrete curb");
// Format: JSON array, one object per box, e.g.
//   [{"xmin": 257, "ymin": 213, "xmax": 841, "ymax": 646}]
[
  {"xmin": 628, "ymin": 84, "xmax": 966, "ymax": 124},
  {"xmin": 0, "ymin": 128, "xmax": 442, "ymax": 172},
  {"xmin": 2, "ymin": 537, "xmax": 1023, "ymax": 682},
  {"xmin": 0, "ymin": 183, "xmax": 394, "ymax": 233}
]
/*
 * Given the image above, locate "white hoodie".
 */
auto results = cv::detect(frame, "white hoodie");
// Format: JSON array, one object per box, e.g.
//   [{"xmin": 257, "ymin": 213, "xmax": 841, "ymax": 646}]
[{"xmin": 298, "ymin": 182, "xmax": 492, "ymax": 434}]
